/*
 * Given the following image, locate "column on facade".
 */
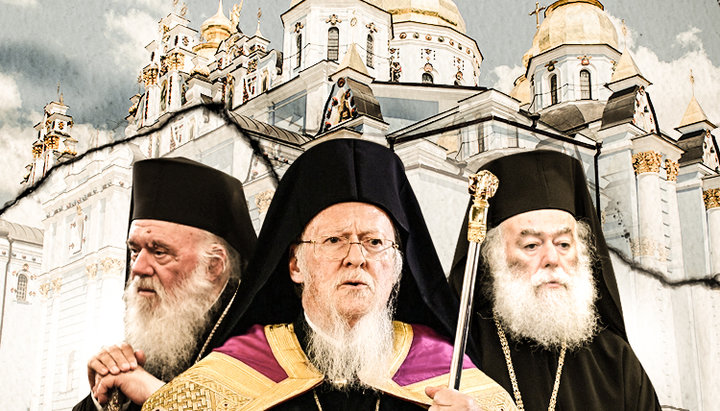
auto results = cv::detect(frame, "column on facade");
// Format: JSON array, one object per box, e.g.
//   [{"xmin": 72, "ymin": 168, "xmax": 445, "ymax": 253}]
[
  {"xmin": 664, "ymin": 159, "xmax": 685, "ymax": 280},
  {"xmin": 41, "ymin": 282, "xmax": 61, "ymax": 407},
  {"xmin": 632, "ymin": 151, "xmax": 665, "ymax": 269},
  {"xmin": 704, "ymin": 188, "xmax": 720, "ymax": 274}
]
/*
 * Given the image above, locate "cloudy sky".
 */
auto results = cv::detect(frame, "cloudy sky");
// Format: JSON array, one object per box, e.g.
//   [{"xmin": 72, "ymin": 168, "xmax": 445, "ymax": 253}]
[{"xmin": 1, "ymin": 0, "xmax": 719, "ymax": 211}]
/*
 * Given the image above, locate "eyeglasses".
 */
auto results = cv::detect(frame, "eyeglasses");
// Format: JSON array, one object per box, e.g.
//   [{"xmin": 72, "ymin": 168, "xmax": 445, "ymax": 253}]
[{"xmin": 298, "ymin": 235, "xmax": 399, "ymax": 261}]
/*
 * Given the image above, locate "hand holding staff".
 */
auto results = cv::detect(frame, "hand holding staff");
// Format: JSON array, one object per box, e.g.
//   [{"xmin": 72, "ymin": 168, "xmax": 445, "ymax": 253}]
[{"xmin": 448, "ymin": 170, "xmax": 499, "ymax": 389}]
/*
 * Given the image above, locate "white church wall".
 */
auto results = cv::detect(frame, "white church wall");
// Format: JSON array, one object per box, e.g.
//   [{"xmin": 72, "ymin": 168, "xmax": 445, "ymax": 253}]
[
  {"xmin": 0, "ymin": 233, "xmax": 44, "ymax": 411},
  {"xmin": 395, "ymin": 140, "xmax": 468, "ymax": 273}
]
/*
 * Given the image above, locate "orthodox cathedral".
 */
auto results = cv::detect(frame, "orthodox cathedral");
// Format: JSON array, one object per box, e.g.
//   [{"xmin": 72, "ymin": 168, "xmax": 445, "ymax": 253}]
[{"xmin": 1, "ymin": 0, "xmax": 719, "ymax": 409}]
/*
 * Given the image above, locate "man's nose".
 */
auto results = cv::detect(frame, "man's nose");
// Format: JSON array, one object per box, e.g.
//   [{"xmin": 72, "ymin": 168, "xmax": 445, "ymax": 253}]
[
  {"xmin": 541, "ymin": 243, "xmax": 559, "ymax": 268},
  {"xmin": 130, "ymin": 249, "xmax": 154, "ymax": 277},
  {"xmin": 343, "ymin": 241, "xmax": 367, "ymax": 267}
]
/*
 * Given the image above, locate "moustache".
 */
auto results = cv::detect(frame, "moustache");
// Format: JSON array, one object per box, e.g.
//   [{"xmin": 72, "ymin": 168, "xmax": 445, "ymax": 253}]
[
  {"xmin": 531, "ymin": 268, "xmax": 571, "ymax": 288},
  {"xmin": 335, "ymin": 269, "xmax": 375, "ymax": 290},
  {"xmin": 127, "ymin": 276, "xmax": 163, "ymax": 294}
]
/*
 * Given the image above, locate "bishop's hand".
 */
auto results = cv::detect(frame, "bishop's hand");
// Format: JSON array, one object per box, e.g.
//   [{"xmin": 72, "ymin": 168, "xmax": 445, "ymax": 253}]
[
  {"xmin": 87, "ymin": 342, "xmax": 145, "ymax": 390},
  {"xmin": 426, "ymin": 385, "xmax": 484, "ymax": 410},
  {"xmin": 93, "ymin": 366, "xmax": 164, "ymax": 406}
]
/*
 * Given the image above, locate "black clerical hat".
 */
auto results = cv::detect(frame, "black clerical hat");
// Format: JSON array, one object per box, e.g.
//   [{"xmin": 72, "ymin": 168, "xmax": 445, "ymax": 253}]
[
  {"xmin": 483, "ymin": 150, "xmax": 591, "ymax": 227},
  {"xmin": 130, "ymin": 157, "xmax": 256, "ymax": 260}
]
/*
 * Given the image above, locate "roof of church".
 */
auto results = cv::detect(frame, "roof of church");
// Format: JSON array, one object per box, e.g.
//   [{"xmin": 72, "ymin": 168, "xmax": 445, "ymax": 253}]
[
  {"xmin": 676, "ymin": 129, "xmax": 708, "ymax": 165},
  {"xmin": 0, "ymin": 219, "xmax": 43, "ymax": 245},
  {"xmin": 345, "ymin": 77, "xmax": 383, "ymax": 121},
  {"xmin": 227, "ymin": 112, "xmax": 311, "ymax": 145},
  {"xmin": 200, "ymin": 0, "xmax": 232, "ymax": 43},
  {"xmin": 678, "ymin": 95, "xmax": 715, "ymax": 129},
  {"xmin": 600, "ymin": 86, "xmax": 641, "ymax": 130},
  {"xmin": 610, "ymin": 49, "xmax": 644, "ymax": 83},
  {"xmin": 525, "ymin": 0, "xmax": 617, "ymax": 64},
  {"xmin": 509, "ymin": 75, "xmax": 532, "ymax": 106},
  {"xmin": 540, "ymin": 101, "xmax": 605, "ymax": 133},
  {"xmin": 338, "ymin": 44, "xmax": 370, "ymax": 76}
]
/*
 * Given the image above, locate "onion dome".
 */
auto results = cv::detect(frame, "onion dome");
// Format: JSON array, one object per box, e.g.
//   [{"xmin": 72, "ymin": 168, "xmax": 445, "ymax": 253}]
[
  {"xmin": 201, "ymin": 0, "xmax": 232, "ymax": 44},
  {"xmin": 509, "ymin": 74, "xmax": 532, "ymax": 106},
  {"xmin": 523, "ymin": 0, "xmax": 617, "ymax": 67}
]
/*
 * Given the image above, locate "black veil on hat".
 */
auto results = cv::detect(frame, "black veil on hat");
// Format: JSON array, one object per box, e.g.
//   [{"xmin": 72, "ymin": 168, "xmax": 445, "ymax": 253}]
[
  {"xmin": 212, "ymin": 138, "xmax": 459, "ymax": 344},
  {"xmin": 129, "ymin": 157, "xmax": 257, "ymax": 280},
  {"xmin": 449, "ymin": 150, "xmax": 627, "ymax": 341}
]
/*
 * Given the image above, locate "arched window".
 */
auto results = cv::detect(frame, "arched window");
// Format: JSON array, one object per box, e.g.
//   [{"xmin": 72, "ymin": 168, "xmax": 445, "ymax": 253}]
[
  {"xmin": 549, "ymin": 74, "xmax": 558, "ymax": 105},
  {"xmin": 366, "ymin": 34, "xmax": 374, "ymax": 68},
  {"xmin": 16, "ymin": 273, "xmax": 27, "ymax": 302},
  {"xmin": 160, "ymin": 80, "xmax": 167, "ymax": 112},
  {"xmin": 422, "ymin": 72, "xmax": 434, "ymax": 84},
  {"xmin": 580, "ymin": 69, "xmax": 591, "ymax": 100},
  {"xmin": 295, "ymin": 34, "xmax": 302, "ymax": 68},
  {"xmin": 327, "ymin": 27, "xmax": 339, "ymax": 61}
]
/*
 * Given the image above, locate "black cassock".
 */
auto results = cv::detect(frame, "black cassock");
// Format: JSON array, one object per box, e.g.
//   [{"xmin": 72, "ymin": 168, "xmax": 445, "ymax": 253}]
[{"xmin": 470, "ymin": 315, "xmax": 660, "ymax": 411}]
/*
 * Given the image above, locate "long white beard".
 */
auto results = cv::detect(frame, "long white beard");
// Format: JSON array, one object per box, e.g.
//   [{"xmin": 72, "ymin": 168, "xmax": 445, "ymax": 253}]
[
  {"xmin": 487, "ymin": 227, "xmax": 599, "ymax": 350},
  {"xmin": 297, "ymin": 250, "xmax": 401, "ymax": 389},
  {"xmin": 123, "ymin": 262, "xmax": 218, "ymax": 381}
]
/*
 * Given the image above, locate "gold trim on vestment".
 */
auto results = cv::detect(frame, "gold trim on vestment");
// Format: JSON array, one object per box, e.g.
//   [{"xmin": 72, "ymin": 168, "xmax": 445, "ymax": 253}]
[
  {"xmin": 143, "ymin": 322, "xmax": 517, "ymax": 410},
  {"xmin": 142, "ymin": 352, "xmax": 276, "ymax": 410}
]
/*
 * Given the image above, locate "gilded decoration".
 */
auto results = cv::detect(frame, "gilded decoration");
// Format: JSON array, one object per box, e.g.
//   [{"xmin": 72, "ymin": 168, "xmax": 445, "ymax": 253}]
[
  {"xmin": 230, "ymin": 1, "xmax": 244, "ymax": 29},
  {"xmin": 101, "ymin": 257, "xmax": 123, "ymax": 276},
  {"xmin": 384, "ymin": 7, "xmax": 464, "ymax": 32},
  {"xmin": 52, "ymin": 277, "xmax": 62, "ymax": 292},
  {"xmin": 326, "ymin": 14, "xmax": 341, "ymax": 25},
  {"xmin": 665, "ymin": 159, "xmax": 679, "ymax": 182},
  {"xmin": 86, "ymin": 264, "xmax": 98, "ymax": 280},
  {"xmin": 366, "ymin": 22, "xmax": 377, "ymax": 33},
  {"xmin": 168, "ymin": 52, "xmax": 184, "ymax": 71},
  {"xmin": 632, "ymin": 151, "xmax": 662, "ymax": 175},
  {"xmin": 45, "ymin": 135, "xmax": 59, "ymax": 150},
  {"xmin": 704, "ymin": 188, "xmax": 720, "ymax": 210},
  {"xmin": 255, "ymin": 189, "xmax": 275, "ymax": 214},
  {"xmin": 39, "ymin": 282, "xmax": 51, "ymax": 297},
  {"xmin": 143, "ymin": 67, "xmax": 158, "ymax": 86},
  {"xmin": 529, "ymin": 2, "xmax": 545, "ymax": 28}
]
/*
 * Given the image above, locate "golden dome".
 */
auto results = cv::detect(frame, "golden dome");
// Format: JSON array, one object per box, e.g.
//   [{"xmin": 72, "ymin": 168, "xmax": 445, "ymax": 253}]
[
  {"xmin": 289, "ymin": 0, "xmax": 466, "ymax": 33},
  {"xmin": 201, "ymin": 0, "xmax": 232, "ymax": 43},
  {"xmin": 529, "ymin": 0, "xmax": 617, "ymax": 61},
  {"xmin": 509, "ymin": 75, "xmax": 532, "ymax": 106}
]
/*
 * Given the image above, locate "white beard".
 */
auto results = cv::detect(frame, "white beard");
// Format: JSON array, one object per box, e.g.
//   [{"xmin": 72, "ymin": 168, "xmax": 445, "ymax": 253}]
[
  {"xmin": 297, "ymin": 250, "xmax": 401, "ymax": 389},
  {"xmin": 123, "ymin": 262, "xmax": 219, "ymax": 381},
  {"xmin": 487, "ymin": 226, "xmax": 599, "ymax": 350}
]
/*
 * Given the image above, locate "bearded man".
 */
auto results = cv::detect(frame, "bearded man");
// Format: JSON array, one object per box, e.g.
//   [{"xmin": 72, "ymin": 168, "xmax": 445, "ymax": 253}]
[
  {"xmin": 136, "ymin": 139, "xmax": 516, "ymax": 410},
  {"xmin": 451, "ymin": 151, "xmax": 661, "ymax": 411},
  {"xmin": 73, "ymin": 157, "xmax": 256, "ymax": 410}
]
